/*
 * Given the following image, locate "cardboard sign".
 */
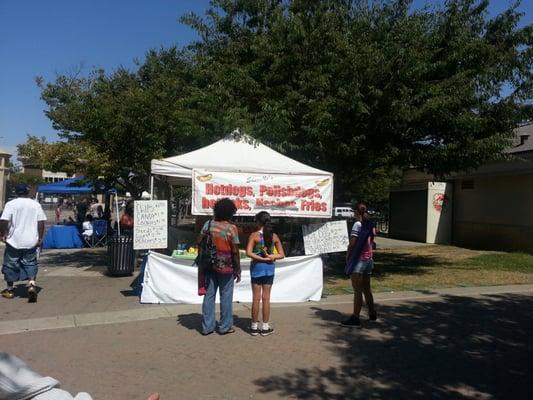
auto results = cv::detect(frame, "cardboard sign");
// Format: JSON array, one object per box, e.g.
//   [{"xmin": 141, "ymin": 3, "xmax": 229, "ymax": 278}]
[
  {"xmin": 133, "ymin": 200, "xmax": 168, "ymax": 250},
  {"xmin": 302, "ymin": 220, "xmax": 349, "ymax": 255},
  {"xmin": 192, "ymin": 169, "xmax": 333, "ymax": 218}
]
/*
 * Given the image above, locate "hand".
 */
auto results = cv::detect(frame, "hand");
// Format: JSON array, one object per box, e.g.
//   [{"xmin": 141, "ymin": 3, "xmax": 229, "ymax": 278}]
[
  {"xmin": 36, "ymin": 238, "xmax": 43, "ymax": 248},
  {"xmin": 267, "ymin": 254, "xmax": 277, "ymax": 262},
  {"xmin": 234, "ymin": 270, "xmax": 241, "ymax": 283},
  {"xmin": 146, "ymin": 394, "xmax": 160, "ymax": 400}
]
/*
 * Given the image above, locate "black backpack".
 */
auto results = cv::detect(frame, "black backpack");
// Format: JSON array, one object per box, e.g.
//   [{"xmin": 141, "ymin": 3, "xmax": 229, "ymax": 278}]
[{"xmin": 195, "ymin": 220, "xmax": 218, "ymax": 271}]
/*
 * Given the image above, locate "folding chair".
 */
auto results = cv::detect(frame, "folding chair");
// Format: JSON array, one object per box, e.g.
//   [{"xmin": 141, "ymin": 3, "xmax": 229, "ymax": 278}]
[{"xmin": 92, "ymin": 219, "xmax": 108, "ymax": 247}]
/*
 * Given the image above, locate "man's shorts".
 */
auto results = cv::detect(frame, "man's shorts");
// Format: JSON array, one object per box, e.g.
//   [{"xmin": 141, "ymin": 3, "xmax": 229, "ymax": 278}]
[
  {"xmin": 251, "ymin": 275, "xmax": 274, "ymax": 285},
  {"xmin": 352, "ymin": 259, "xmax": 374, "ymax": 275},
  {"xmin": 1, "ymin": 244, "xmax": 38, "ymax": 282}
]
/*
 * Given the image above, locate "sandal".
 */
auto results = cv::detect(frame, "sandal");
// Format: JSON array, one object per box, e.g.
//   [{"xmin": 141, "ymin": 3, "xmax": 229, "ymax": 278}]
[{"xmin": 218, "ymin": 328, "xmax": 235, "ymax": 335}]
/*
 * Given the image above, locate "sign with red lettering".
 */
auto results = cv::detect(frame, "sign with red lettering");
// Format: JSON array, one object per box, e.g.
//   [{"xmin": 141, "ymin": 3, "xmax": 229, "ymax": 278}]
[{"xmin": 192, "ymin": 170, "xmax": 333, "ymax": 218}]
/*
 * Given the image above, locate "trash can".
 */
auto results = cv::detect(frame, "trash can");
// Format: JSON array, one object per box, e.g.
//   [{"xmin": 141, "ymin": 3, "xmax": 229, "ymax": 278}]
[{"xmin": 107, "ymin": 235, "xmax": 135, "ymax": 276}]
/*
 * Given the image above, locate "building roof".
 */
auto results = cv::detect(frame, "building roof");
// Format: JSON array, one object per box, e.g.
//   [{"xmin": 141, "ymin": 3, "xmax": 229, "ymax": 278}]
[
  {"xmin": 0, "ymin": 146, "xmax": 12, "ymax": 156},
  {"xmin": 507, "ymin": 122, "xmax": 533, "ymax": 154}
]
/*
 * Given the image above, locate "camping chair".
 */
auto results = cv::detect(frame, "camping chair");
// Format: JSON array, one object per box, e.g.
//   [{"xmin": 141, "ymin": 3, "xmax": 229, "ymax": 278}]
[
  {"xmin": 92, "ymin": 219, "xmax": 108, "ymax": 247},
  {"xmin": 84, "ymin": 220, "xmax": 108, "ymax": 247}
]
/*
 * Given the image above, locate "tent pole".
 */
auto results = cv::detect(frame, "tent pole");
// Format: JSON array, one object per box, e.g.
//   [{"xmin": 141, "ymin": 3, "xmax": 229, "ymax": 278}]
[{"xmin": 150, "ymin": 175, "xmax": 154, "ymax": 200}]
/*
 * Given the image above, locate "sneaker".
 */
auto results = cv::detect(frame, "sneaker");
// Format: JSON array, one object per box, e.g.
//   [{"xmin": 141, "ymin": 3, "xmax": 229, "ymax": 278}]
[
  {"xmin": 250, "ymin": 326, "xmax": 260, "ymax": 336},
  {"xmin": 368, "ymin": 312, "xmax": 378, "ymax": 321},
  {"xmin": 260, "ymin": 327, "xmax": 274, "ymax": 336},
  {"xmin": 1, "ymin": 289, "xmax": 15, "ymax": 299},
  {"xmin": 28, "ymin": 286, "xmax": 38, "ymax": 303},
  {"xmin": 340, "ymin": 315, "xmax": 362, "ymax": 328}
]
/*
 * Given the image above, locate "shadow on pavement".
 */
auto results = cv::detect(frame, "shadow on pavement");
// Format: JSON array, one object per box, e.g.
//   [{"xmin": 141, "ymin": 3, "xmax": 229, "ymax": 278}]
[
  {"xmin": 40, "ymin": 248, "xmax": 107, "ymax": 269},
  {"xmin": 176, "ymin": 313, "xmax": 252, "ymax": 335},
  {"xmin": 176, "ymin": 313, "xmax": 203, "ymax": 334},
  {"xmin": 254, "ymin": 294, "xmax": 533, "ymax": 399}
]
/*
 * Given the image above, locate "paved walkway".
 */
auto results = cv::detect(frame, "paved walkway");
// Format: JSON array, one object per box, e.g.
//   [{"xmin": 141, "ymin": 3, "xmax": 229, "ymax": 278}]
[{"xmin": 1, "ymin": 247, "xmax": 532, "ymax": 399}]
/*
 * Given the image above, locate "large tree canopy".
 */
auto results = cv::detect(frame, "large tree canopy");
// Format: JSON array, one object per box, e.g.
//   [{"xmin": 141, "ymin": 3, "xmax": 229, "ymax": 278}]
[
  {"xmin": 34, "ymin": 0, "xmax": 532, "ymax": 202},
  {"xmin": 183, "ymin": 0, "xmax": 532, "ymax": 198}
]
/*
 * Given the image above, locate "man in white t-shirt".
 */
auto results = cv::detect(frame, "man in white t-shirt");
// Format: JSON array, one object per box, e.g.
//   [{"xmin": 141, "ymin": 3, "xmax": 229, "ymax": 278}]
[{"xmin": 0, "ymin": 184, "xmax": 46, "ymax": 302}]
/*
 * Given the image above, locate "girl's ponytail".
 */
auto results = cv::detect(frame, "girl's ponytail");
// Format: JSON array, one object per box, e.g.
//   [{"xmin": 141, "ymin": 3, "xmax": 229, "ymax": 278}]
[{"xmin": 255, "ymin": 211, "xmax": 273, "ymax": 248}]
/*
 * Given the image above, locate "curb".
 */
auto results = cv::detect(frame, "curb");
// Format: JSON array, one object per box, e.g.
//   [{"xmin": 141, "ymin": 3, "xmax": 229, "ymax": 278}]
[{"xmin": 1, "ymin": 284, "xmax": 532, "ymax": 336}]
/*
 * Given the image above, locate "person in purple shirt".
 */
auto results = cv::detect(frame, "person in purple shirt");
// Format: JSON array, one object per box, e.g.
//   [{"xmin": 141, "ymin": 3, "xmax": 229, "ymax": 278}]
[{"xmin": 341, "ymin": 202, "xmax": 377, "ymax": 328}]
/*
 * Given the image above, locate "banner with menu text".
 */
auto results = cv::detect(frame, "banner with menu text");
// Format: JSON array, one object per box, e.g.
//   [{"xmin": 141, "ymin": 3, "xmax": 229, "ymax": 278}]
[{"xmin": 192, "ymin": 169, "xmax": 333, "ymax": 218}]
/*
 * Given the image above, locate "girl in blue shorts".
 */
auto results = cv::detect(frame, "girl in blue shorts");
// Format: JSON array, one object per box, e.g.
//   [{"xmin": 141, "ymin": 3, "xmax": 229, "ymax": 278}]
[
  {"xmin": 342, "ymin": 203, "xmax": 377, "ymax": 328},
  {"xmin": 246, "ymin": 211, "xmax": 285, "ymax": 336}
]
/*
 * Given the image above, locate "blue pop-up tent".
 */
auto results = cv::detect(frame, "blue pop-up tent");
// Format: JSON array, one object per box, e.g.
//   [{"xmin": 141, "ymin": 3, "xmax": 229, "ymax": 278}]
[{"xmin": 37, "ymin": 177, "xmax": 94, "ymax": 194}]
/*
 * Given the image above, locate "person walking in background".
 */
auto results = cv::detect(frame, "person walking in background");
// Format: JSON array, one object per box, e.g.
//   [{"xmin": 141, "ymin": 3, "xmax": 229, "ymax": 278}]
[
  {"xmin": 0, "ymin": 184, "xmax": 46, "ymax": 302},
  {"xmin": 341, "ymin": 202, "xmax": 377, "ymax": 328},
  {"xmin": 55, "ymin": 199, "xmax": 63, "ymax": 224},
  {"xmin": 200, "ymin": 198, "xmax": 241, "ymax": 335},
  {"xmin": 75, "ymin": 198, "xmax": 88, "ymax": 224},
  {"xmin": 246, "ymin": 211, "xmax": 285, "ymax": 336},
  {"xmin": 119, "ymin": 200, "xmax": 134, "ymax": 235}
]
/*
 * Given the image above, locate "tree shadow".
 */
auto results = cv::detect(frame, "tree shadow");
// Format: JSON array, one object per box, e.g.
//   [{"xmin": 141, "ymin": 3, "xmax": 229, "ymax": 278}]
[{"xmin": 254, "ymin": 294, "xmax": 533, "ymax": 399}]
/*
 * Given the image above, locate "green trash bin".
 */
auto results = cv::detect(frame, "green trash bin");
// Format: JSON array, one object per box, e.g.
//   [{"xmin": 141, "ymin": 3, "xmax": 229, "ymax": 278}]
[{"xmin": 107, "ymin": 235, "xmax": 135, "ymax": 276}]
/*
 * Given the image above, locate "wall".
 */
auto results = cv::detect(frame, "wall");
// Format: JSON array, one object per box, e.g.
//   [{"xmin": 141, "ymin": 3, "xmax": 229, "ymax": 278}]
[
  {"xmin": 426, "ymin": 182, "xmax": 453, "ymax": 244},
  {"xmin": 453, "ymin": 173, "xmax": 533, "ymax": 253},
  {"xmin": 389, "ymin": 189, "xmax": 427, "ymax": 242}
]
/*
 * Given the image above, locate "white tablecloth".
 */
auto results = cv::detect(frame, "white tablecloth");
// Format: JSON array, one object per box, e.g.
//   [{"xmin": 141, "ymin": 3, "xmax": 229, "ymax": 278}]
[{"xmin": 140, "ymin": 251, "xmax": 323, "ymax": 304}]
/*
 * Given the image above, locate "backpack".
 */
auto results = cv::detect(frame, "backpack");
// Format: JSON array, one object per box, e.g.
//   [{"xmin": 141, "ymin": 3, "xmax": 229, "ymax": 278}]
[
  {"xmin": 195, "ymin": 220, "xmax": 218, "ymax": 271},
  {"xmin": 345, "ymin": 220, "xmax": 375, "ymax": 275}
]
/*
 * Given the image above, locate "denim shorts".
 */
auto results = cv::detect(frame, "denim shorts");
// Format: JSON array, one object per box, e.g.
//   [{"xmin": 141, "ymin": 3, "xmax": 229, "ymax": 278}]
[
  {"xmin": 1, "ymin": 244, "xmax": 38, "ymax": 283},
  {"xmin": 352, "ymin": 259, "xmax": 374, "ymax": 275},
  {"xmin": 251, "ymin": 275, "xmax": 274, "ymax": 285}
]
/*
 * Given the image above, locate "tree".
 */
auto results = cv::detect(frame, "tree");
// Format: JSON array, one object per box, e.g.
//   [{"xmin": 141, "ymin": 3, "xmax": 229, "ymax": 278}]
[
  {"xmin": 35, "ymin": 48, "xmax": 233, "ymax": 198},
  {"xmin": 182, "ymin": 0, "xmax": 533, "ymax": 199},
  {"xmin": 36, "ymin": 0, "xmax": 532, "ymax": 205}
]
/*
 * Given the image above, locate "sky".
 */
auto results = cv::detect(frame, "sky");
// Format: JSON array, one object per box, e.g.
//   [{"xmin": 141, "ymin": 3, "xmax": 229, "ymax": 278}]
[{"xmin": 0, "ymin": 0, "xmax": 532, "ymax": 157}]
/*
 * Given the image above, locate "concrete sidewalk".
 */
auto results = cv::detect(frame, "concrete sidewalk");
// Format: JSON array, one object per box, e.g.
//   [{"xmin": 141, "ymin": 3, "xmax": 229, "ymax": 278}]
[
  {"xmin": 2, "ymin": 247, "xmax": 533, "ymax": 399},
  {"xmin": 2, "ymin": 286, "xmax": 532, "ymax": 400}
]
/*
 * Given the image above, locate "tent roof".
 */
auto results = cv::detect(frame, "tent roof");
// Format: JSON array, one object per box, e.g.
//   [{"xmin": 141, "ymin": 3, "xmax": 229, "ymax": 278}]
[
  {"xmin": 151, "ymin": 134, "xmax": 332, "ymax": 181},
  {"xmin": 37, "ymin": 177, "xmax": 94, "ymax": 194}
]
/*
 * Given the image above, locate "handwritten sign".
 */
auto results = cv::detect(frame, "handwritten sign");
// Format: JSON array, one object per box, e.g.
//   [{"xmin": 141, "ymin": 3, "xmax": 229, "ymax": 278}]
[
  {"xmin": 302, "ymin": 220, "xmax": 349, "ymax": 255},
  {"xmin": 133, "ymin": 200, "xmax": 168, "ymax": 250}
]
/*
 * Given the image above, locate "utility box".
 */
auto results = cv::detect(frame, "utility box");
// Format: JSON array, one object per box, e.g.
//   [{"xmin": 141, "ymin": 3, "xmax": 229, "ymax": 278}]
[{"xmin": 389, "ymin": 182, "xmax": 453, "ymax": 244}]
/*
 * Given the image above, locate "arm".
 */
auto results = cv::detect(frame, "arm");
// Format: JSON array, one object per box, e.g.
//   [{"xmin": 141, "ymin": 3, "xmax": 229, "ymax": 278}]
[
  {"xmin": 0, "ymin": 220, "xmax": 8, "ymax": 241},
  {"xmin": 37, "ymin": 221, "xmax": 45, "ymax": 247},
  {"xmin": 268, "ymin": 233, "xmax": 285, "ymax": 261},
  {"xmin": 346, "ymin": 236, "xmax": 358, "ymax": 261},
  {"xmin": 231, "ymin": 242, "xmax": 241, "ymax": 283},
  {"xmin": 246, "ymin": 232, "xmax": 270, "ymax": 262}
]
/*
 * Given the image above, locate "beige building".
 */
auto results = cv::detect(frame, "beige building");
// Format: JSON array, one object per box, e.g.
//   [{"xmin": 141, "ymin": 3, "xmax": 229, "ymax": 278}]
[
  {"xmin": 0, "ymin": 146, "xmax": 11, "ymax": 211},
  {"xmin": 391, "ymin": 122, "xmax": 533, "ymax": 253}
]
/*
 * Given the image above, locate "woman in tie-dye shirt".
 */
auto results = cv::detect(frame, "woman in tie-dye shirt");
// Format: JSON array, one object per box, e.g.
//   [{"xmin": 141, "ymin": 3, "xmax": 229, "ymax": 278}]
[{"xmin": 200, "ymin": 198, "xmax": 241, "ymax": 335}]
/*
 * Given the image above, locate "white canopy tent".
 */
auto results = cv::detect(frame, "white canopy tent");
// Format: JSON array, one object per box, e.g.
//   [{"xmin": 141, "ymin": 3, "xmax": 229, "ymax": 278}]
[
  {"xmin": 142, "ymin": 132, "xmax": 332, "ymax": 304},
  {"xmin": 150, "ymin": 133, "xmax": 332, "ymax": 183}
]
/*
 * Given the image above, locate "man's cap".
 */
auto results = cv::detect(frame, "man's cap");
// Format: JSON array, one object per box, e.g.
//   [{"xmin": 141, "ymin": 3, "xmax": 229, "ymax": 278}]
[{"xmin": 15, "ymin": 183, "xmax": 29, "ymax": 194}]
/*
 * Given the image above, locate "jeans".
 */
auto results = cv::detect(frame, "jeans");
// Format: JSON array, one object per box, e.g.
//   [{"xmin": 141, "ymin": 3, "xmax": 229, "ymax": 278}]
[
  {"xmin": 202, "ymin": 273, "xmax": 234, "ymax": 334},
  {"xmin": 2, "ymin": 244, "xmax": 38, "ymax": 283}
]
